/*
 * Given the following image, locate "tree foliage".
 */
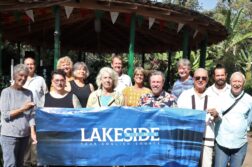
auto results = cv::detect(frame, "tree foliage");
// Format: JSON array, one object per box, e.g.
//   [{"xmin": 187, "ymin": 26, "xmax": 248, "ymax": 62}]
[
  {"xmin": 162, "ymin": 0, "xmax": 202, "ymax": 10},
  {"xmin": 204, "ymin": 0, "xmax": 252, "ymax": 80},
  {"xmin": 161, "ymin": 0, "xmax": 252, "ymax": 89}
]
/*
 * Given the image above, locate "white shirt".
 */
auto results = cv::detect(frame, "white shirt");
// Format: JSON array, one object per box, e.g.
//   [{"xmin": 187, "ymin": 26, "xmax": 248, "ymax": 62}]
[
  {"xmin": 206, "ymin": 83, "xmax": 231, "ymax": 96},
  {"xmin": 178, "ymin": 88, "xmax": 220, "ymax": 146},
  {"xmin": 114, "ymin": 73, "xmax": 132, "ymax": 93},
  {"xmin": 23, "ymin": 74, "xmax": 48, "ymax": 107},
  {"xmin": 206, "ymin": 84, "xmax": 230, "ymax": 106},
  {"xmin": 216, "ymin": 91, "xmax": 252, "ymax": 149}
]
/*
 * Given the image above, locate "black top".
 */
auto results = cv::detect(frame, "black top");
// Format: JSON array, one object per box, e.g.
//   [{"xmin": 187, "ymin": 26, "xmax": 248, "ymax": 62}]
[
  {"xmin": 69, "ymin": 80, "xmax": 91, "ymax": 107},
  {"xmin": 44, "ymin": 92, "xmax": 74, "ymax": 108}
]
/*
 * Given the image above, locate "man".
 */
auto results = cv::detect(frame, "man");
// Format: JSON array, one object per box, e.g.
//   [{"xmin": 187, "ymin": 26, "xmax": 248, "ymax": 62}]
[
  {"xmin": 171, "ymin": 58, "xmax": 194, "ymax": 98},
  {"xmin": 206, "ymin": 64, "xmax": 231, "ymax": 101},
  {"xmin": 23, "ymin": 56, "xmax": 48, "ymax": 167},
  {"xmin": 111, "ymin": 54, "xmax": 132, "ymax": 92},
  {"xmin": 139, "ymin": 70, "xmax": 176, "ymax": 108},
  {"xmin": 215, "ymin": 72, "xmax": 252, "ymax": 167},
  {"xmin": 24, "ymin": 56, "xmax": 48, "ymax": 107},
  {"xmin": 177, "ymin": 68, "xmax": 219, "ymax": 167}
]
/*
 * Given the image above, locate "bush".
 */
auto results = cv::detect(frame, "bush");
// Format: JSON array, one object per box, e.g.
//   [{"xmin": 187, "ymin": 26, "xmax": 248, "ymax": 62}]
[{"xmin": 244, "ymin": 79, "xmax": 252, "ymax": 96}]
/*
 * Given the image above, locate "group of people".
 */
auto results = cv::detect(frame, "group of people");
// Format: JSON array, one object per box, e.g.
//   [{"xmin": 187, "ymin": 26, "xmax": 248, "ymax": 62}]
[
  {"xmin": 0, "ymin": 54, "xmax": 251, "ymax": 167},
  {"xmin": 175, "ymin": 59, "xmax": 252, "ymax": 167}
]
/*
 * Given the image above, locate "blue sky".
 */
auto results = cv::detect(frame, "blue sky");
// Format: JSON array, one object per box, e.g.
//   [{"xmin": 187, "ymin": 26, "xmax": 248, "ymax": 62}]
[
  {"xmin": 198, "ymin": 0, "xmax": 217, "ymax": 10},
  {"xmin": 157, "ymin": 0, "xmax": 218, "ymax": 10}
]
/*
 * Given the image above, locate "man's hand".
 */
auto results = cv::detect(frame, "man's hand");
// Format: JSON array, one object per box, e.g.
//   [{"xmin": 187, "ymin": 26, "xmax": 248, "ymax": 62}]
[{"xmin": 207, "ymin": 108, "xmax": 219, "ymax": 118}]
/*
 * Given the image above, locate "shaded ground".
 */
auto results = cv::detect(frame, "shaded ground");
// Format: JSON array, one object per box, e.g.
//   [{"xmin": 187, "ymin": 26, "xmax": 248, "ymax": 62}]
[
  {"xmin": 243, "ymin": 132, "xmax": 252, "ymax": 167},
  {"xmin": 0, "ymin": 133, "xmax": 251, "ymax": 167}
]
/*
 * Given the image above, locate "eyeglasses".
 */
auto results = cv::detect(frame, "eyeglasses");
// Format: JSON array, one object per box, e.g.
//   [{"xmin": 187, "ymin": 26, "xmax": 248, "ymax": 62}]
[
  {"xmin": 195, "ymin": 76, "xmax": 207, "ymax": 81},
  {"xmin": 135, "ymin": 73, "xmax": 144, "ymax": 77},
  {"xmin": 53, "ymin": 79, "xmax": 65, "ymax": 84}
]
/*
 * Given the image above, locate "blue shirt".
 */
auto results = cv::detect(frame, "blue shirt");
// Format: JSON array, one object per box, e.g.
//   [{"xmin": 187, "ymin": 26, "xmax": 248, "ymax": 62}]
[
  {"xmin": 215, "ymin": 91, "xmax": 252, "ymax": 149},
  {"xmin": 100, "ymin": 95, "xmax": 113, "ymax": 106},
  {"xmin": 171, "ymin": 76, "xmax": 194, "ymax": 98}
]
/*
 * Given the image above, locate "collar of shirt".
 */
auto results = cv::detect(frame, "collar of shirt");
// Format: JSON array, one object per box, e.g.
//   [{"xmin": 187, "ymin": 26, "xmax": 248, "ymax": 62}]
[
  {"xmin": 152, "ymin": 90, "xmax": 167, "ymax": 100},
  {"xmin": 27, "ymin": 74, "xmax": 38, "ymax": 81},
  {"xmin": 230, "ymin": 90, "xmax": 244, "ymax": 99},
  {"xmin": 95, "ymin": 89, "xmax": 119, "ymax": 98},
  {"xmin": 193, "ymin": 88, "xmax": 208, "ymax": 99},
  {"xmin": 211, "ymin": 83, "xmax": 230, "ymax": 95},
  {"xmin": 179, "ymin": 75, "xmax": 193, "ymax": 83},
  {"xmin": 24, "ymin": 74, "xmax": 38, "ymax": 87}
]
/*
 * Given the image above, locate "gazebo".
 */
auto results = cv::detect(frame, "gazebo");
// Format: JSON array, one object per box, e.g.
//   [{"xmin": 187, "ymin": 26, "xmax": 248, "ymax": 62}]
[{"xmin": 0, "ymin": 0, "xmax": 228, "ymax": 77}]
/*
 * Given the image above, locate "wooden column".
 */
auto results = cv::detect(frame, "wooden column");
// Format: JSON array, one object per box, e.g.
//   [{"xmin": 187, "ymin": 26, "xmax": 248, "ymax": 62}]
[
  {"xmin": 36, "ymin": 46, "xmax": 40, "ymax": 67},
  {"xmin": 127, "ymin": 14, "xmax": 136, "ymax": 78},
  {"xmin": 141, "ymin": 53, "xmax": 145, "ymax": 68},
  {"xmin": 167, "ymin": 51, "xmax": 172, "ymax": 88},
  {"xmin": 18, "ymin": 42, "xmax": 21, "ymax": 61},
  {"xmin": 78, "ymin": 50, "xmax": 82, "ymax": 61},
  {"xmin": 53, "ymin": 5, "xmax": 60, "ymax": 70},
  {"xmin": 182, "ymin": 29, "xmax": 190, "ymax": 59},
  {"xmin": 83, "ymin": 52, "xmax": 86, "ymax": 62},
  {"xmin": 0, "ymin": 26, "xmax": 2, "ymax": 75},
  {"xmin": 200, "ymin": 37, "xmax": 207, "ymax": 68},
  {"xmin": 187, "ymin": 48, "xmax": 191, "ymax": 60}
]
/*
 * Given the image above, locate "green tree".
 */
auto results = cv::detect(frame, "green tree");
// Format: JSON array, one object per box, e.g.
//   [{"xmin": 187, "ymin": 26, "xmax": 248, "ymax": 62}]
[
  {"xmin": 162, "ymin": 0, "xmax": 202, "ymax": 10},
  {"xmin": 207, "ymin": 1, "xmax": 252, "ymax": 76}
]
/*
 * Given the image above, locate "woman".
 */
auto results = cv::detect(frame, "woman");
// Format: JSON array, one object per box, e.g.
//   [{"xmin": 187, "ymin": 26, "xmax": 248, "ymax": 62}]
[
  {"xmin": 123, "ymin": 67, "xmax": 151, "ymax": 106},
  {"xmin": 44, "ymin": 69, "xmax": 81, "ymax": 108},
  {"xmin": 0, "ymin": 64, "xmax": 37, "ymax": 167},
  {"xmin": 87, "ymin": 67, "xmax": 124, "ymax": 107},
  {"xmin": 53, "ymin": 56, "xmax": 73, "ymax": 92},
  {"xmin": 69, "ymin": 62, "xmax": 94, "ymax": 107},
  {"xmin": 57, "ymin": 56, "xmax": 74, "ymax": 82}
]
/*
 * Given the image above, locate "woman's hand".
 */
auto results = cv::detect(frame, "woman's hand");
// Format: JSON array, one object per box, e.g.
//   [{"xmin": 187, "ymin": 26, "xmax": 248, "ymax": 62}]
[{"xmin": 22, "ymin": 102, "xmax": 35, "ymax": 112}]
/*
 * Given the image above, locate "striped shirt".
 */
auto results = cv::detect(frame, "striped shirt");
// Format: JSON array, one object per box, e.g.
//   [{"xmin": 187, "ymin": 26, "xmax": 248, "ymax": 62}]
[{"xmin": 171, "ymin": 76, "xmax": 194, "ymax": 98}]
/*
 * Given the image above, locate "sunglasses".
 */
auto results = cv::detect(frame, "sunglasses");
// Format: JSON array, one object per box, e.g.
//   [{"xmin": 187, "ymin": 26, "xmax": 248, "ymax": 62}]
[{"xmin": 195, "ymin": 76, "xmax": 207, "ymax": 81}]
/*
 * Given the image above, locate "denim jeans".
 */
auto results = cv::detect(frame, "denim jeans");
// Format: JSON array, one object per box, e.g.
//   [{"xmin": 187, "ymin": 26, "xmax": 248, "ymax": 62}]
[
  {"xmin": 1, "ymin": 135, "xmax": 29, "ymax": 167},
  {"xmin": 214, "ymin": 142, "xmax": 247, "ymax": 167}
]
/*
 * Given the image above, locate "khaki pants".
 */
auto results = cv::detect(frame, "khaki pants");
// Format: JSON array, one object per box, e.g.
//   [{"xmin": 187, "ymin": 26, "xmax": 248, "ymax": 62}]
[
  {"xmin": 24, "ymin": 138, "xmax": 37, "ymax": 166},
  {"xmin": 200, "ymin": 145, "xmax": 213, "ymax": 167}
]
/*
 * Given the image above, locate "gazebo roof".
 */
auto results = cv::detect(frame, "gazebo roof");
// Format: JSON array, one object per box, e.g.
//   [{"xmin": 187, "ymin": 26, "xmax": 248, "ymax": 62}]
[{"xmin": 0, "ymin": 0, "xmax": 228, "ymax": 53}]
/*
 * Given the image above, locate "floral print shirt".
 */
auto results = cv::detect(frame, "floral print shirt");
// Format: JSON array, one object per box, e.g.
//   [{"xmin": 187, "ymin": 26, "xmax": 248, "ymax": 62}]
[{"xmin": 139, "ymin": 90, "xmax": 177, "ymax": 108}]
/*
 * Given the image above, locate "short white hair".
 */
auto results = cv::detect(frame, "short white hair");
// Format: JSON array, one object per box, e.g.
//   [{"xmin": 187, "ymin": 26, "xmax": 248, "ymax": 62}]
[
  {"xmin": 194, "ymin": 68, "xmax": 208, "ymax": 77},
  {"xmin": 14, "ymin": 64, "xmax": 29, "ymax": 77},
  {"xmin": 230, "ymin": 72, "xmax": 246, "ymax": 84},
  {"xmin": 96, "ymin": 67, "xmax": 118, "ymax": 89},
  {"xmin": 177, "ymin": 58, "xmax": 191, "ymax": 69}
]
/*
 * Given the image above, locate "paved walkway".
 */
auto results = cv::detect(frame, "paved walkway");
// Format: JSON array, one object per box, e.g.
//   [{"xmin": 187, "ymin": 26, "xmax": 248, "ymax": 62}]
[{"xmin": 243, "ymin": 132, "xmax": 252, "ymax": 167}]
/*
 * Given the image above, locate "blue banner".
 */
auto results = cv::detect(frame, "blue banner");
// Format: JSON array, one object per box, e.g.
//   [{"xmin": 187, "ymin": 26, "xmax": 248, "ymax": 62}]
[{"xmin": 36, "ymin": 107, "xmax": 206, "ymax": 166}]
